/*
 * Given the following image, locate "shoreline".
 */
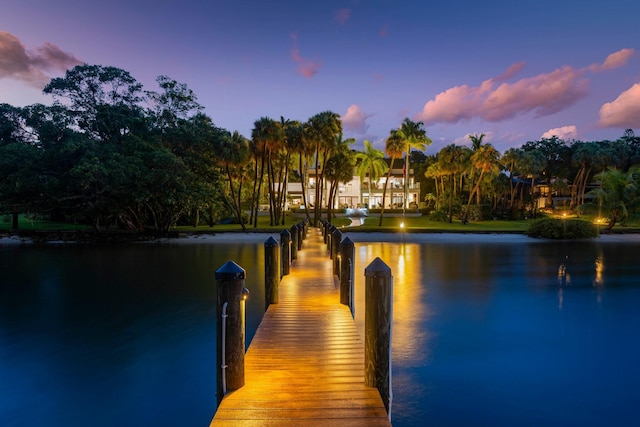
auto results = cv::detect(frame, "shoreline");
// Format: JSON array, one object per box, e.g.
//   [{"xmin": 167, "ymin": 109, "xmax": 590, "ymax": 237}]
[{"xmin": 3, "ymin": 229, "xmax": 640, "ymax": 245}]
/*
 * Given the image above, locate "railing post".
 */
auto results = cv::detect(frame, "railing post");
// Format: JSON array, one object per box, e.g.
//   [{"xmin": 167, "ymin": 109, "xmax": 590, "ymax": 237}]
[
  {"xmin": 327, "ymin": 224, "xmax": 335, "ymax": 254},
  {"xmin": 364, "ymin": 257, "xmax": 393, "ymax": 415},
  {"xmin": 264, "ymin": 236, "xmax": 279, "ymax": 311},
  {"xmin": 290, "ymin": 224, "xmax": 299, "ymax": 261},
  {"xmin": 339, "ymin": 236, "xmax": 355, "ymax": 313},
  {"xmin": 331, "ymin": 228, "xmax": 342, "ymax": 276},
  {"xmin": 215, "ymin": 261, "xmax": 248, "ymax": 406},
  {"xmin": 297, "ymin": 223, "xmax": 303, "ymax": 251},
  {"xmin": 280, "ymin": 229, "xmax": 291, "ymax": 277},
  {"xmin": 323, "ymin": 220, "xmax": 330, "ymax": 244}
]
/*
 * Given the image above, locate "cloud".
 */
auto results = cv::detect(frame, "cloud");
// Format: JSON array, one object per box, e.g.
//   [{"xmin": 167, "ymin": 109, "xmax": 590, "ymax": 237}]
[
  {"xmin": 342, "ymin": 104, "xmax": 372, "ymax": 134},
  {"xmin": 597, "ymin": 83, "xmax": 640, "ymax": 128},
  {"xmin": 542, "ymin": 125, "xmax": 578, "ymax": 140},
  {"xmin": 334, "ymin": 8, "xmax": 351, "ymax": 25},
  {"xmin": 0, "ymin": 31, "xmax": 82, "ymax": 89},
  {"xmin": 290, "ymin": 32, "xmax": 321, "ymax": 78},
  {"xmin": 379, "ymin": 24, "xmax": 389, "ymax": 37},
  {"xmin": 416, "ymin": 63, "xmax": 589, "ymax": 124},
  {"xmin": 493, "ymin": 61, "xmax": 525, "ymax": 82},
  {"xmin": 588, "ymin": 48, "xmax": 636, "ymax": 72}
]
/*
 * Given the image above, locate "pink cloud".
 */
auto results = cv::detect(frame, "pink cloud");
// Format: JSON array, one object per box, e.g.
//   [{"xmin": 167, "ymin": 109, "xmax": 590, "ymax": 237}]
[
  {"xmin": 588, "ymin": 48, "xmax": 636, "ymax": 72},
  {"xmin": 379, "ymin": 24, "xmax": 389, "ymax": 37},
  {"xmin": 342, "ymin": 104, "xmax": 372, "ymax": 134},
  {"xmin": 334, "ymin": 8, "xmax": 351, "ymax": 25},
  {"xmin": 416, "ymin": 63, "xmax": 589, "ymax": 124},
  {"xmin": 493, "ymin": 61, "xmax": 525, "ymax": 82},
  {"xmin": 542, "ymin": 125, "xmax": 579, "ymax": 140},
  {"xmin": 290, "ymin": 32, "xmax": 321, "ymax": 78},
  {"xmin": 598, "ymin": 83, "xmax": 640, "ymax": 128},
  {"xmin": 0, "ymin": 31, "xmax": 82, "ymax": 89}
]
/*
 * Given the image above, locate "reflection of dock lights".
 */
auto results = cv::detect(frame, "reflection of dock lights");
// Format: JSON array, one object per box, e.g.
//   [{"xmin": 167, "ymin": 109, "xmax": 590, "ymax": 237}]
[{"xmin": 242, "ymin": 287, "xmax": 250, "ymax": 301}]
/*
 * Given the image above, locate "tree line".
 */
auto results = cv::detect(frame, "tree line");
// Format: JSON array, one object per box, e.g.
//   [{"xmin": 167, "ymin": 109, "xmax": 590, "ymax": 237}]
[
  {"xmin": 0, "ymin": 64, "xmax": 358, "ymax": 232},
  {"xmin": 411, "ymin": 131, "xmax": 640, "ymax": 230},
  {"xmin": 2, "ymin": 64, "xmax": 639, "ymax": 233}
]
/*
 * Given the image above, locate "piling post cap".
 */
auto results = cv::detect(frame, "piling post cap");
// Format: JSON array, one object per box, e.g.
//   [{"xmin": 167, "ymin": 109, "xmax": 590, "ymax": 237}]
[
  {"xmin": 364, "ymin": 257, "xmax": 391, "ymax": 277},
  {"xmin": 332, "ymin": 228, "xmax": 341, "ymax": 236},
  {"xmin": 215, "ymin": 260, "xmax": 246, "ymax": 279},
  {"xmin": 280, "ymin": 229, "xmax": 291, "ymax": 238},
  {"xmin": 340, "ymin": 236, "xmax": 355, "ymax": 247},
  {"xmin": 264, "ymin": 236, "xmax": 278, "ymax": 247}
]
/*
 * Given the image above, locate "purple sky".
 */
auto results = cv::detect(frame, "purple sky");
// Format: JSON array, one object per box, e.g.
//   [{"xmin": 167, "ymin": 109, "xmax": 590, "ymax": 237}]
[{"xmin": 2, "ymin": 0, "xmax": 639, "ymax": 154}]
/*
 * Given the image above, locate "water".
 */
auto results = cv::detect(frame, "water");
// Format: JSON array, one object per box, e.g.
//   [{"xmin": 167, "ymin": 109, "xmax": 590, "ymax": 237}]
[
  {"xmin": 2, "ymin": 234, "xmax": 640, "ymax": 426},
  {"xmin": 0, "ymin": 242, "xmax": 268, "ymax": 427},
  {"xmin": 351, "ymin": 234, "xmax": 640, "ymax": 426}
]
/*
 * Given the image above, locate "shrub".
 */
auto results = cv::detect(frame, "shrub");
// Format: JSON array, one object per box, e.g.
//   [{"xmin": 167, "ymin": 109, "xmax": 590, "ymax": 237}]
[
  {"xmin": 527, "ymin": 218, "xmax": 598, "ymax": 239},
  {"xmin": 465, "ymin": 204, "xmax": 492, "ymax": 221}
]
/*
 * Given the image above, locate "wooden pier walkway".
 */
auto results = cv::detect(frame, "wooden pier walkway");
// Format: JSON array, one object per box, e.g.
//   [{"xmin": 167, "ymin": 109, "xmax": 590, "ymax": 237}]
[{"xmin": 210, "ymin": 227, "xmax": 391, "ymax": 426}]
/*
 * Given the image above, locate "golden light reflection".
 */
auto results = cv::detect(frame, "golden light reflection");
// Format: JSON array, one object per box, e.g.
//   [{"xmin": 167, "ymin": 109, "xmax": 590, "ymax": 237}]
[
  {"xmin": 594, "ymin": 256, "xmax": 604, "ymax": 286},
  {"xmin": 354, "ymin": 242, "xmax": 431, "ymax": 363}
]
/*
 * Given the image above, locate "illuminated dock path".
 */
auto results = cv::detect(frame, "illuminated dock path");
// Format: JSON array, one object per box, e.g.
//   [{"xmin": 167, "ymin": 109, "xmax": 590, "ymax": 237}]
[{"xmin": 210, "ymin": 227, "xmax": 391, "ymax": 426}]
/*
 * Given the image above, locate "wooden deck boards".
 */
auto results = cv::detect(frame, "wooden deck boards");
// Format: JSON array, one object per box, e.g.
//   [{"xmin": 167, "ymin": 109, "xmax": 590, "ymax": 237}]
[{"xmin": 210, "ymin": 227, "xmax": 391, "ymax": 426}]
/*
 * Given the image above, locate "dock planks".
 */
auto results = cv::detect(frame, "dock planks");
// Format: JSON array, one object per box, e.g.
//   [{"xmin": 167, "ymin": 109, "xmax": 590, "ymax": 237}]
[{"xmin": 210, "ymin": 227, "xmax": 391, "ymax": 426}]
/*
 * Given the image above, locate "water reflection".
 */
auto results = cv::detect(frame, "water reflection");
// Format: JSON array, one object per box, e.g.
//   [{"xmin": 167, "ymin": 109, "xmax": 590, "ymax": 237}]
[
  {"xmin": 349, "ymin": 235, "xmax": 640, "ymax": 427},
  {"xmin": 354, "ymin": 242, "xmax": 431, "ymax": 365},
  {"xmin": 3, "ymin": 235, "xmax": 640, "ymax": 427}
]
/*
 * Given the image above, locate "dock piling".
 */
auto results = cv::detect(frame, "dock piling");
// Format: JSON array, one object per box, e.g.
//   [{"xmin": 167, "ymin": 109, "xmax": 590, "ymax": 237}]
[
  {"xmin": 364, "ymin": 257, "xmax": 393, "ymax": 415},
  {"xmin": 215, "ymin": 261, "xmax": 248, "ymax": 405},
  {"xmin": 264, "ymin": 236, "xmax": 279, "ymax": 310}
]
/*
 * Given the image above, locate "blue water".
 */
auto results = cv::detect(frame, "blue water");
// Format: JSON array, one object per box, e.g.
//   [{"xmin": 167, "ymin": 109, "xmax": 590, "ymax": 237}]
[
  {"xmin": 351, "ymin": 235, "xmax": 640, "ymax": 426},
  {"xmin": 1, "ymin": 235, "xmax": 639, "ymax": 426}
]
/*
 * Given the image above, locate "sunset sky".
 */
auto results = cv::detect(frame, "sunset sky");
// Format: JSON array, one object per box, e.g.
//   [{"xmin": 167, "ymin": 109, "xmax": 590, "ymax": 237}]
[{"xmin": 2, "ymin": 0, "xmax": 639, "ymax": 153}]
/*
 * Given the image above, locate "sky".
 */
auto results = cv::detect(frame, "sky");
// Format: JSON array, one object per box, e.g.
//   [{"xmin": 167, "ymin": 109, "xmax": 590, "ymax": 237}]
[{"xmin": 1, "ymin": 0, "xmax": 640, "ymax": 154}]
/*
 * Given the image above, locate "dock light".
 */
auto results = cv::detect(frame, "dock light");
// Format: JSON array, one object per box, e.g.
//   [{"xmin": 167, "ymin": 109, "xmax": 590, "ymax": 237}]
[
  {"xmin": 400, "ymin": 222, "xmax": 405, "ymax": 229},
  {"xmin": 242, "ymin": 287, "xmax": 250, "ymax": 301}
]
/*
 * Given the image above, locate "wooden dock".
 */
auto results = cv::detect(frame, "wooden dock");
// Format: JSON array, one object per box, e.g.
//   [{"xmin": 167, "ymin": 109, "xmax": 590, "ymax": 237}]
[{"xmin": 210, "ymin": 227, "xmax": 391, "ymax": 426}]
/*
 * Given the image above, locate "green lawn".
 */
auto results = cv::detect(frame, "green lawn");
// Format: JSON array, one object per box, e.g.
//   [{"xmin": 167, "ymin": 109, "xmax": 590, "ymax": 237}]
[
  {"xmin": 0, "ymin": 215, "xmax": 91, "ymax": 231},
  {"xmin": 3, "ymin": 212, "xmax": 638, "ymax": 234}
]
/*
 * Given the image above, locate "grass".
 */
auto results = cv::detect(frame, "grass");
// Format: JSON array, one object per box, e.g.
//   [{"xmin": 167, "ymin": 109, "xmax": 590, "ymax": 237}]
[
  {"xmin": 3, "ymin": 212, "xmax": 639, "ymax": 235},
  {"xmin": 0, "ymin": 215, "xmax": 91, "ymax": 232}
]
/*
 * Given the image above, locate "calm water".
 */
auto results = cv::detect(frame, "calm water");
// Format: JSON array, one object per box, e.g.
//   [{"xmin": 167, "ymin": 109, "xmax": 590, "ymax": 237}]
[{"xmin": 2, "ymin": 234, "xmax": 640, "ymax": 426}]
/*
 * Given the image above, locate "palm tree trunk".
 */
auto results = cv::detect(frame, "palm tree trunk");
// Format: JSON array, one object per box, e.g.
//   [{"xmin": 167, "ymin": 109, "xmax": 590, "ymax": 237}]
[
  {"xmin": 254, "ymin": 153, "xmax": 266, "ymax": 228},
  {"xmin": 313, "ymin": 145, "xmax": 321, "ymax": 226},
  {"xmin": 448, "ymin": 173, "xmax": 454, "ymax": 223},
  {"xmin": 300, "ymin": 154, "xmax": 311, "ymax": 222},
  {"xmin": 378, "ymin": 156, "xmax": 396, "ymax": 226}
]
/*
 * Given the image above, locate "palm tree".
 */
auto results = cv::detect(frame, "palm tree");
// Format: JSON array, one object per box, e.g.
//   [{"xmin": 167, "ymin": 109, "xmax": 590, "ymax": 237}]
[
  {"xmin": 587, "ymin": 165, "xmax": 640, "ymax": 231},
  {"xmin": 325, "ymin": 135, "xmax": 356, "ymax": 221},
  {"xmin": 285, "ymin": 119, "xmax": 311, "ymax": 222},
  {"xmin": 305, "ymin": 111, "xmax": 342, "ymax": 226},
  {"xmin": 501, "ymin": 147, "xmax": 526, "ymax": 215},
  {"xmin": 251, "ymin": 117, "xmax": 285, "ymax": 226},
  {"xmin": 398, "ymin": 118, "xmax": 431, "ymax": 212},
  {"xmin": 437, "ymin": 144, "xmax": 471, "ymax": 223},
  {"xmin": 469, "ymin": 133, "xmax": 484, "ymax": 151},
  {"xmin": 378, "ymin": 129, "xmax": 405, "ymax": 226},
  {"xmin": 520, "ymin": 150, "xmax": 547, "ymax": 218},
  {"xmin": 355, "ymin": 140, "xmax": 388, "ymax": 209},
  {"xmin": 424, "ymin": 162, "xmax": 443, "ymax": 210},
  {"xmin": 462, "ymin": 142, "xmax": 500, "ymax": 223},
  {"xmin": 468, "ymin": 133, "xmax": 485, "ymax": 204},
  {"xmin": 217, "ymin": 130, "xmax": 250, "ymax": 230}
]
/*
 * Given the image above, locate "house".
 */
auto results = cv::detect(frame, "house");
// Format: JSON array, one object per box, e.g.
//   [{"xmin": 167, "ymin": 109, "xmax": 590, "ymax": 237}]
[{"xmin": 287, "ymin": 167, "xmax": 420, "ymax": 210}]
